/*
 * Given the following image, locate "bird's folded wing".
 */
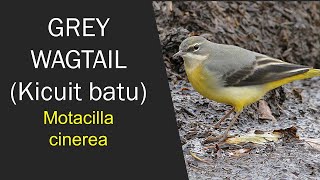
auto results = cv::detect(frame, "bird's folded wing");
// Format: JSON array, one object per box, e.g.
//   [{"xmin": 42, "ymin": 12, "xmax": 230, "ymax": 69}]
[{"xmin": 223, "ymin": 56, "xmax": 311, "ymax": 87}]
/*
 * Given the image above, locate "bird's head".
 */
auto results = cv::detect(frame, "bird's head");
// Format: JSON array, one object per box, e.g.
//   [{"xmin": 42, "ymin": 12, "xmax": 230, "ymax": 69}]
[{"xmin": 173, "ymin": 36, "xmax": 211, "ymax": 66}]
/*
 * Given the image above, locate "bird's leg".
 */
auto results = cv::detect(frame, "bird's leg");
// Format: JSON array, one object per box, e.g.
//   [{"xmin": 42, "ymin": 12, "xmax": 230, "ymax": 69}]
[
  {"xmin": 218, "ymin": 111, "xmax": 242, "ymax": 143},
  {"xmin": 213, "ymin": 107, "xmax": 235, "ymax": 128}
]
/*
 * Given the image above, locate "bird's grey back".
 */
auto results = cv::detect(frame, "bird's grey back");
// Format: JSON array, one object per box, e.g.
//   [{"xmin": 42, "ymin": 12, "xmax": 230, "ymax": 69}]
[
  {"xmin": 203, "ymin": 42, "xmax": 266, "ymax": 78},
  {"xmin": 203, "ymin": 41, "xmax": 310, "ymax": 87}
]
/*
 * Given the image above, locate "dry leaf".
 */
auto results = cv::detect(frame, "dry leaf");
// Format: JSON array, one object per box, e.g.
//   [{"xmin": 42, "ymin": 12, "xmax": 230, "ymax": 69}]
[
  {"xmin": 189, "ymin": 150, "xmax": 210, "ymax": 164},
  {"xmin": 228, "ymin": 148, "xmax": 251, "ymax": 157},
  {"xmin": 273, "ymin": 126, "xmax": 299, "ymax": 140},
  {"xmin": 226, "ymin": 126, "xmax": 299, "ymax": 145},
  {"xmin": 302, "ymin": 138, "xmax": 320, "ymax": 151},
  {"xmin": 226, "ymin": 131, "xmax": 281, "ymax": 145},
  {"xmin": 258, "ymin": 100, "xmax": 277, "ymax": 122}
]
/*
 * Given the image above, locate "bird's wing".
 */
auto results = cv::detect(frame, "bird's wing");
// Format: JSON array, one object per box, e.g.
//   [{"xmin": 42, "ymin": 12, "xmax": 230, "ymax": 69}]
[{"xmin": 223, "ymin": 56, "xmax": 311, "ymax": 87}]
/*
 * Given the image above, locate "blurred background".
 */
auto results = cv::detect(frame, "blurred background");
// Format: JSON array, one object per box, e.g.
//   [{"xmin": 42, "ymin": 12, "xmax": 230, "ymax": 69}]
[
  {"xmin": 153, "ymin": 2, "xmax": 320, "ymax": 179},
  {"xmin": 154, "ymin": 1, "xmax": 320, "ymax": 76}
]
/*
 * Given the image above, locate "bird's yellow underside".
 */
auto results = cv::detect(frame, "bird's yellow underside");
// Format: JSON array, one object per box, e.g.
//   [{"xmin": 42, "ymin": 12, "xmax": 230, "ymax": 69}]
[{"xmin": 186, "ymin": 64, "xmax": 320, "ymax": 112}]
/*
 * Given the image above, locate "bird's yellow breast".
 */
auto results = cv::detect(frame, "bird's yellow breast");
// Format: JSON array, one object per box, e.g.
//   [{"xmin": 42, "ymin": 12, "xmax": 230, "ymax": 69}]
[{"xmin": 185, "ymin": 64, "xmax": 266, "ymax": 112}]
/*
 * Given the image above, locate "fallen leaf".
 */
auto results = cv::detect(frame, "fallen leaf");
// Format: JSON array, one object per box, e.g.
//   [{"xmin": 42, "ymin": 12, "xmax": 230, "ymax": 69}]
[
  {"xmin": 228, "ymin": 148, "xmax": 251, "ymax": 157},
  {"xmin": 226, "ymin": 131, "xmax": 281, "ymax": 145},
  {"xmin": 302, "ymin": 138, "xmax": 320, "ymax": 151},
  {"xmin": 258, "ymin": 100, "xmax": 277, "ymax": 122},
  {"xmin": 292, "ymin": 88, "xmax": 303, "ymax": 103},
  {"xmin": 181, "ymin": 87, "xmax": 190, "ymax": 91},
  {"xmin": 226, "ymin": 126, "xmax": 299, "ymax": 145},
  {"xmin": 189, "ymin": 150, "xmax": 210, "ymax": 164},
  {"xmin": 273, "ymin": 126, "xmax": 299, "ymax": 140}
]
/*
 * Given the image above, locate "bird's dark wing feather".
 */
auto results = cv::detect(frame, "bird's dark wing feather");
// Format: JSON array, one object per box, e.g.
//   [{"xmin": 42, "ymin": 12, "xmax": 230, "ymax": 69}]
[{"xmin": 223, "ymin": 56, "xmax": 311, "ymax": 87}]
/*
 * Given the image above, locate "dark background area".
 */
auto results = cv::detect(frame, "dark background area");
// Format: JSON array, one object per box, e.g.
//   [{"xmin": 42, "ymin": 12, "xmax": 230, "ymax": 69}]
[
  {"xmin": 2, "ymin": 1, "xmax": 188, "ymax": 179},
  {"xmin": 153, "ymin": 1, "xmax": 320, "ymax": 179}
]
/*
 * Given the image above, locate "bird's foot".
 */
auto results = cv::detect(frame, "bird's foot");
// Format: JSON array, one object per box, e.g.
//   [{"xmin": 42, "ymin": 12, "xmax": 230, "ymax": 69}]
[{"xmin": 213, "ymin": 107, "xmax": 235, "ymax": 129}]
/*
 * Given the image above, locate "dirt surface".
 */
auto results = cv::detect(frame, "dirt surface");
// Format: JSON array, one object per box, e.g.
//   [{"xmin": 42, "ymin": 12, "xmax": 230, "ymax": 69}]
[{"xmin": 153, "ymin": 1, "xmax": 320, "ymax": 179}]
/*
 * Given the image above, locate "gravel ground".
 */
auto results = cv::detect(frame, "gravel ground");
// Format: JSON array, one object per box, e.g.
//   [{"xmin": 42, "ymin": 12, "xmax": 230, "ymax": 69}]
[{"xmin": 153, "ymin": 1, "xmax": 320, "ymax": 179}]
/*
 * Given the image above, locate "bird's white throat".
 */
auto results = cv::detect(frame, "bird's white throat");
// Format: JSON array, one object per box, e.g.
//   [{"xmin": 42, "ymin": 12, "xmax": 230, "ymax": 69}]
[{"xmin": 183, "ymin": 53, "xmax": 209, "ymax": 71}]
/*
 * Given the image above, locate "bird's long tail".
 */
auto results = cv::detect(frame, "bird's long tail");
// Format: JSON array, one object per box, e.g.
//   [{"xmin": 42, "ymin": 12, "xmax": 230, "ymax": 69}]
[
  {"xmin": 304, "ymin": 68, "xmax": 320, "ymax": 78},
  {"xmin": 264, "ymin": 68, "xmax": 320, "ymax": 91}
]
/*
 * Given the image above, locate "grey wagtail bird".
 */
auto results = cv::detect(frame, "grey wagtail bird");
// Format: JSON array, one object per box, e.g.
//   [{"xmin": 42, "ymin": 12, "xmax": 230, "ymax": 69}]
[{"xmin": 173, "ymin": 36, "xmax": 320, "ymax": 142}]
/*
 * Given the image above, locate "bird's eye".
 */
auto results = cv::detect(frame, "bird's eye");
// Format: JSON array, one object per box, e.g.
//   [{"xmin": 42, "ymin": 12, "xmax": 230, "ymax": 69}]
[{"xmin": 193, "ymin": 44, "xmax": 200, "ymax": 51}]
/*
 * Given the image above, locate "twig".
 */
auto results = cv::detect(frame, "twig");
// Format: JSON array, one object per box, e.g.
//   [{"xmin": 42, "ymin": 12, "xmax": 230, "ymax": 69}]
[
  {"xmin": 189, "ymin": 150, "xmax": 210, "ymax": 164},
  {"xmin": 182, "ymin": 107, "xmax": 197, "ymax": 117}
]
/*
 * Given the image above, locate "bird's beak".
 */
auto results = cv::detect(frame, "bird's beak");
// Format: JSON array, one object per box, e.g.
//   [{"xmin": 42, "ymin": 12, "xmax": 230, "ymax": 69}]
[{"xmin": 173, "ymin": 50, "xmax": 185, "ymax": 58}]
